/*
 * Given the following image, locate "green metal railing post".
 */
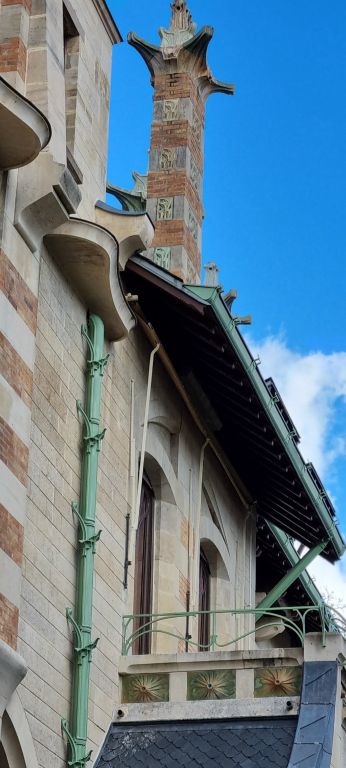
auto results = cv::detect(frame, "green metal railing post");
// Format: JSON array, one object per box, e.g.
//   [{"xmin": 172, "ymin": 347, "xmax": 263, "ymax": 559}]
[{"xmin": 62, "ymin": 315, "xmax": 109, "ymax": 768}]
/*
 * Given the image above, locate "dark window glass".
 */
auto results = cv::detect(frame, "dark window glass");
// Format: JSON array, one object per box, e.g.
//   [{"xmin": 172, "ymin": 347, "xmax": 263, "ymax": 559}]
[
  {"xmin": 198, "ymin": 547, "xmax": 210, "ymax": 651},
  {"xmin": 133, "ymin": 477, "xmax": 154, "ymax": 654}
]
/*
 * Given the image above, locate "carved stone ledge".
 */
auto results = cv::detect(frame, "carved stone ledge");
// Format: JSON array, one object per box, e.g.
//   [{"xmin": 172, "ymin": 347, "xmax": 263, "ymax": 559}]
[
  {"xmin": 0, "ymin": 76, "xmax": 51, "ymax": 171},
  {"xmin": 15, "ymin": 153, "xmax": 82, "ymax": 252},
  {"xmin": 95, "ymin": 202, "xmax": 154, "ymax": 270},
  {"xmin": 44, "ymin": 217, "xmax": 135, "ymax": 341},
  {"xmin": 0, "ymin": 640, "xmax": 27, "ymax": 740}
]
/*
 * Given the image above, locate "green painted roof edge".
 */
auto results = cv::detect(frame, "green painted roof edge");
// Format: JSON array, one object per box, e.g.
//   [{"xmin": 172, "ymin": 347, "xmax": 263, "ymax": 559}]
[{"xmin": 184, "ymin": 284, "xmax": 346, "ymax": 560}]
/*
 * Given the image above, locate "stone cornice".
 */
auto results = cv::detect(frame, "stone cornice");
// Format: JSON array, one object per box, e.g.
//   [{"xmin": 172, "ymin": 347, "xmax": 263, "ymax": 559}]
[{"xmin": 92, "ymin": 0, "xmax": 123, "ymax": 45}]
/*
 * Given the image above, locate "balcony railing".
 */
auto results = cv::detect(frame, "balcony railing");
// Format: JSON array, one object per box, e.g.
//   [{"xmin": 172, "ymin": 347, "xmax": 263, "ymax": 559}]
[{"xmin": 121, "ymin": 604, "xmax": 341, "ymax": 656}]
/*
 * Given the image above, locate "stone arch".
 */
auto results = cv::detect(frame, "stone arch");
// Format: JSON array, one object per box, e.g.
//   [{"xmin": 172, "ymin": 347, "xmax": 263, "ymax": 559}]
[
  {"xmin": 1, "ymin": 692, "xmax": 39, "ymax": 768},
  {"xmin": 198, "ymin": 536, "xmax": 233, "ymax": 651},
  {"xmin": 144, "ymin": 427, "xmax": 180, "ymax": 507},
  {"xmin": 199, "ymin": 517, "xmax": 231, "ymax": 583}
]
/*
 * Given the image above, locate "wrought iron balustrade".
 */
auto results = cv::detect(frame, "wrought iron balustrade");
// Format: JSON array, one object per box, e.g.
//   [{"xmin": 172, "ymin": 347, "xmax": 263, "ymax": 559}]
[{"xmin": 121, "ymin": 604, "xmax": 340, "ymax": 656}]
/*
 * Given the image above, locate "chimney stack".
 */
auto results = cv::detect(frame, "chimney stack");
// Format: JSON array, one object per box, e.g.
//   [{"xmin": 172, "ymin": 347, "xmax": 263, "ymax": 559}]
[{"xmin": 128, "ymin": 1, "xmax": 234, "ymax": 283}]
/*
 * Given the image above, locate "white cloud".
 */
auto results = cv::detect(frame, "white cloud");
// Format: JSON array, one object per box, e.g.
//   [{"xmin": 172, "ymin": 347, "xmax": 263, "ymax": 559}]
[
  {"xmin": 246, "ymin": 333, "xmax": 346, "ymax": 478},
  {"xmin": 244, "ymin": 332, "xmax": 346, "ymax": 610},
  {"xmin": 308, "ymin": 555, "xmax": 346, "ymax": 615}
]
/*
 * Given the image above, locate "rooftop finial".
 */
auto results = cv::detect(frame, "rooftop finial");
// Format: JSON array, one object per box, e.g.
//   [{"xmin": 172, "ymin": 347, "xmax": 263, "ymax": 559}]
[
  {"xmin": 170, "ymin": 0, "xmax": 193, "ymax": 32},
  {"xmin": 159, "ymin": 0, "xmax": 196, "ymax": 49}
]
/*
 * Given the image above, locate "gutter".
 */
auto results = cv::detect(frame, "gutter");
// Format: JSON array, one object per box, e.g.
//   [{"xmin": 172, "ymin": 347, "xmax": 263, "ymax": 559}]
[{"xmin": 62, "ymin": 314, "xmax": 108, "ymax": 768}]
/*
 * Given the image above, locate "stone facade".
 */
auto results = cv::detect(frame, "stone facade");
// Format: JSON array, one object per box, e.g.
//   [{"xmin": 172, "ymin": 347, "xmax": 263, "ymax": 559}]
[{"xmin": 0, "ymin": 3, "xmax": 345, "ymax": 768}]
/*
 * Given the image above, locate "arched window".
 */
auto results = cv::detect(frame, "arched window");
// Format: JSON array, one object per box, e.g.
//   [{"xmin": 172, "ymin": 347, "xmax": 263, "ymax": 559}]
[
  {"xmin": 133, "ymin": 474, "xmax": 154, "ymax": 654},
  {"xmin": 198, "ymin": 547, "xmax": 210, "ymax": 651}
]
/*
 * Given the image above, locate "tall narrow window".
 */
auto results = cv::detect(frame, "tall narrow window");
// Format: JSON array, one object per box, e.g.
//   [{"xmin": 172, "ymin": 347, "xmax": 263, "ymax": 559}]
[
  {"xmin": 133, "ymin": 476, "xmax": 154, "ymax": 654},
  {"xmin": 63, "ymin": 4, "xmax": 81, "ymax": 180},
  {"xmin": 198, "ymin": 547, "xmax": 210, "ymax": 651}
]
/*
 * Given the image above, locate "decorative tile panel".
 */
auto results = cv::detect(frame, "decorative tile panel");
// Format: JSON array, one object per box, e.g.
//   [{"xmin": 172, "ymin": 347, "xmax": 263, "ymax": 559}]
[
  {"xmin": 157, "ymin": 197, "xmax": 173, "ymax": 220},
  {"xmin": 163, "ymin": 99, "xmax": 179, "ymax": 121},
  {"xmin": 160, "ymin": 148, "xmax": 176, "ymax": 170},
  {"xmin": 187, "ymin": 670, "xmax": 236, "ymax": 701},
  {"xmin": 190, "ymin": 158, "xmax": 201, "ymax": 195},
  {"xmin": 192, "ymin": 111, "xmax": 201, "ymax": 141},
  {"xmin": 254, "ymin": 666, "xmax": 302, "ymax": 698},
  {"xmin": 153, "ymin": 247, "xmax": 171, "ymax": 270},
  {"xmin": 188, "ymin": 209, "xmax": 198, "ymax": 240},
  {"xmin": 122, "ymin": 674, "xmax": 169, "ymax": 704}
]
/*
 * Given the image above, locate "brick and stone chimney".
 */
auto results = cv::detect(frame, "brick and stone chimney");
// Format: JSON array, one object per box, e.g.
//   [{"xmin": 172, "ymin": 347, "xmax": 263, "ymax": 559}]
[{"xmin": 128, "ymin": 1, "xmax": 234, "ymax": 283}]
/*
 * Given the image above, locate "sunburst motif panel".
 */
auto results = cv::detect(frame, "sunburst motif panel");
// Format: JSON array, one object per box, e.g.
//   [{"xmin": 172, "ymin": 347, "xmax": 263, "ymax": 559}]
[
  {"xmin": 254, "ymin": 666, "xmax": 302, "ymax": 698},
  {"xmin": 187, "ymin": 670, "xmax": 236, "ymax": 701},
  {"xmin": 122, "ymin": 674, "xmax": 169, "ymax": 703}
]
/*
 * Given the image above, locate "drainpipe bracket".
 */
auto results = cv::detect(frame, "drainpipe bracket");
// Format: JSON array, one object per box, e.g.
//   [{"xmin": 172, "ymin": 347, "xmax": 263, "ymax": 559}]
[
  {"xmin": 66, "ymin": 609, "xmax": 99, "ymax": 659},
  {"xmin": 66, "ymin": 608, "xmax": 82, "ymax": 647},
  {"xmin": 81, "ymin": 324, "xmax": 110, "ymax": 376},
  {"xmin": 75, "ymin": 637, "xmax": 99, "ymax": 660},
  {"xmin": 79, "ymin": 529, "xmax": 102, "ymax": 555},
  {"xmin": 61, "ymin": 719, "xmax": 92, "ymax": 768},
  {"xmin": 72, "ymin": 504, "xmax": 101, "ymax": 552},
  {"xmin": 83, "ymin": 428, "xmax": 106, "ymax": 453},
  {"xmin": 87, "ymin": 355, "xmax": 110, "ymax": 377}
]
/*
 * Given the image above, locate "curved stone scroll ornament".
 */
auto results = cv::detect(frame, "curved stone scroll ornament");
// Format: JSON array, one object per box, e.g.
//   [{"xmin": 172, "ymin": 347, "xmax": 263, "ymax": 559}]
[
  {"xmin": 44, "ymin": 218, "xmax": 136, "ymax": 341},
  {"xmin": 128, "ymin": 14, "xmax": 234, "ymax": 103}
]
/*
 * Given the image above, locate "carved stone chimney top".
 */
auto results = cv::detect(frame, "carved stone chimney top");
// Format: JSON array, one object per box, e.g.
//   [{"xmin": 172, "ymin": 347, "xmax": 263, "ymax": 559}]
[{"xmin": 159, "ymin": 0, "xmax": 196, "ymax": 49}]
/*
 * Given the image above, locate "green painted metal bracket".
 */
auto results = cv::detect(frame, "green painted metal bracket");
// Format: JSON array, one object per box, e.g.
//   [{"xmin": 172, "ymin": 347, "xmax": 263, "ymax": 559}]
[
  {"xmin": 267, "ymin": 523, "xmax": 324, "ymax": 606},
  {"xmin": 62, "ymin": 315, "xmax": 108, "ymax": 768},
  {"xmin": 255, "ymin": 539, "xmax": 328, "ymax": 621}
]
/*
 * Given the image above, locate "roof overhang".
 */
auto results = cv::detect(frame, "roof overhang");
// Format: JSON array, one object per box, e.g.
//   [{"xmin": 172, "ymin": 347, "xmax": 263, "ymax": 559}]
[{"xmin": 124, "ymin": 255, "xmax": 345, "ymax": 563}]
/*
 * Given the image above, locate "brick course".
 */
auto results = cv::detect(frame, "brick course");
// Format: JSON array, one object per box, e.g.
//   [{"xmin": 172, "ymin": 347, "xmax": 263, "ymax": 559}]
[
  {"xmin": 0, "ymin": 332, "xmax": 33, "ymax": 408},
  {"xmin": 0, "ymin": 249, "xmax": 38, "ymax": 334},
  {"xmin": 147, "ymin": 172, "xmax": 203, "ymax": 224},
  {"xmin": 1, "ymin": 0, "xmax": 31, "ymax": 9},
  {"xmin": 154, "ymin": 73, "xmax": 195, "ymax": 101},
  {"xmin": 0, "ymin": 416, "xmax": 29, "ymax": 486},
  {"xmin": 0, "ymin": 591, "xmax": 19, "ymax": 649},
  {"xmin": 153, "ymin": 220, "xmax": 200, "ymax": 269},
  {"xmin": 0, "ymin": 503, "xmax": 24, "ymax": 566},
  {"xmin": 0, "ymin": 38, "xmax": 27, "ymax": 81}
]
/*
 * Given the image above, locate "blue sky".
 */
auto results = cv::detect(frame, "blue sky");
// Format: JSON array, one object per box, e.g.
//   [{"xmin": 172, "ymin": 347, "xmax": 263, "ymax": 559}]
[{"xmin": 107, "ymin": 1, "xmax": 346, "ymax": 594}]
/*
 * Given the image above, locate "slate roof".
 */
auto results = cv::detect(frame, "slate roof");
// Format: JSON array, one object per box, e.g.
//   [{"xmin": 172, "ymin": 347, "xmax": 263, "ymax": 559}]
[{"xmin": 95, "ymin": 717, "xmax": 297, "ymax": 768}]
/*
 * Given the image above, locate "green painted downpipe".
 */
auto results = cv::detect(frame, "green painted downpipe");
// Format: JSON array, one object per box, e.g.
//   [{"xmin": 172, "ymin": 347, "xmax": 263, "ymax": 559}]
[
  {"xmin": 62, "ymin": 314, "xmax": 109, "ymax": 768},
  {"xmin": 256, "ymin": 539, "xmax": 328, "ymax": 622}
]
